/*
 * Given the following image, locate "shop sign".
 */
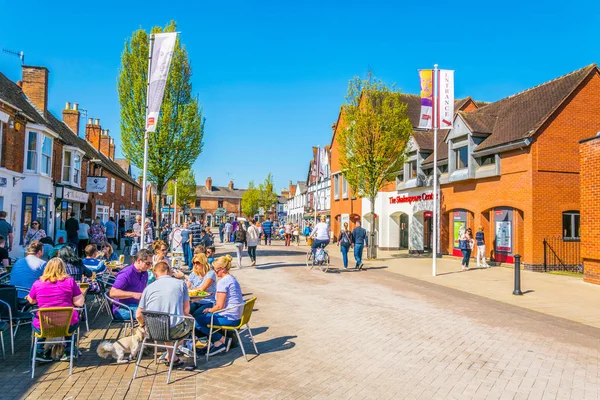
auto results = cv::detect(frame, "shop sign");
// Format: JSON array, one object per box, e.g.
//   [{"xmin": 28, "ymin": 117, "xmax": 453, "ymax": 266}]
[
  {"xmin": 424, "ymin": 211, "xmax": 433, "ymax": 218},
  {"xmin": 86, "ymin": 177, "xmax": 108, "ymax": 193},
  {"xmin": 496, "ymin": 221, "xmax": 512, "ymax": 252},
  {"xmin": 63, "ymin": 188, "xmax": 89, "ymax": 203},
  {"xmin": 215, "ymin": 207, "xmax": 226, "ymax": 216},
  {"xmin": 389, "ymin": 192, "xmax": 434, "ymax": 205}
]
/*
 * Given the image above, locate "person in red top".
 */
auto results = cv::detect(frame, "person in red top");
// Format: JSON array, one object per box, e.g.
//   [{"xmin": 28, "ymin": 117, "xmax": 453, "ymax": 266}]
[{"xmin": 26, "ymin": 258, "xmax": 85, "ymax": 363}]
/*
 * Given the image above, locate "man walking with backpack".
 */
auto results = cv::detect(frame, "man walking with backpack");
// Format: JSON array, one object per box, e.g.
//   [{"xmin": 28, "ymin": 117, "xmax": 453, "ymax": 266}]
[{"xmin": 351, "ymin": 220, "xmax": 368, "ymax": 270}]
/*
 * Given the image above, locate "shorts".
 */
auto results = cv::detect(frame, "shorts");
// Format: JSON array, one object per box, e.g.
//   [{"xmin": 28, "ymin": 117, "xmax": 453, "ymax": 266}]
[{"xmin": 130, "ymin": 242, "xmax": 140, "ymax": 257}]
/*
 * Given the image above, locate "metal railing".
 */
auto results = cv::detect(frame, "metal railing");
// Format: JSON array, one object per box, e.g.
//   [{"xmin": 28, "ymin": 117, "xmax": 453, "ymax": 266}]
[{"xmin": 543, "ymin": 237, "xmax": 582, "ymax": 273}]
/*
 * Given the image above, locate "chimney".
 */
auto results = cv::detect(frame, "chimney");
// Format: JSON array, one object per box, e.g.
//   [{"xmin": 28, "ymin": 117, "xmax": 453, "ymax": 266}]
[
  {"xmin": 21, "ymin": 66, "xmax": 49, "ymax": 117},
  {"xmin": 100, "ymin": 130, "xmax": 111, "ymax": 158},
  {"xmin": 62, "ymin": 102, "xmax": 81, "ymax": 135},
  {"xmin": 85, "ymin": 118, "xmax": 102, "ymax": 150},
  {"xmin": 205, "ymin": 177, "xmax": 212, "ymax": 191},
  {"xmin": 109, "ymin": 138, "xmax": 115, "ymax": 160},
  {"xmin": 228, "ymin": 180, "xmax": 234, "ymax": 190}
]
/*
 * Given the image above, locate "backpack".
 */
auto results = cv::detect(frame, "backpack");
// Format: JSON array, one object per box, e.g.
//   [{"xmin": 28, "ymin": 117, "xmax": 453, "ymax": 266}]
[
  {"xmin": 340, "ymin": 231, "xmax": 351, "ymax": 246},
  {"xmin": 235, "ymin": 228, "xmax": 246, "ymax": 243}
]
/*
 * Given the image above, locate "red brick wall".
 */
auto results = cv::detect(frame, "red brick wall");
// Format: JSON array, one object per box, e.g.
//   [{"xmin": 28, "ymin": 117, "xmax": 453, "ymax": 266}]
[
  {"xmin": 89, "ymin": 169, "xmax": 142, "ymax": 220},
  {"xmin": 0, "ymin": 112, "xmax": 25, "ymax": 172},
  {"xmin": 580, "ymin": 136, "xmax": 600, "ymax": 284},
  {"xmin": 21, "ymin": 66, "xmax": 48, "ymax": 116}
]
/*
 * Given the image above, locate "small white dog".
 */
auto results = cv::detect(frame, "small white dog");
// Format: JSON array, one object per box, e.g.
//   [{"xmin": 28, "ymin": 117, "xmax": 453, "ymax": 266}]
[{"xmin": 96, "ymin": 327, "xmax": 145, "ymax": 363}]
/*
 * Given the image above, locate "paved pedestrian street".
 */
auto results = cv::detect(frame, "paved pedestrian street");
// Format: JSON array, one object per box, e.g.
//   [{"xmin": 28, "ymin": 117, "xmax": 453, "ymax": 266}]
[{"xmin": 2, "ymin": 243, "xmax": 600, "ymax": 400}]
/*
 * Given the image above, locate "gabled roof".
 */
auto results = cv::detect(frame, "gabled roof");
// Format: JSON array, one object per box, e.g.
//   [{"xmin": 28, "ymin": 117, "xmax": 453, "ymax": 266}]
[
  {"xmin": 463, "ymin": 64, "xmax": 598, "ymax": 151},
  {"xmin": 421, "ymin": 129, "xmax": 450, "ymax": 165},
  {"xmin": 196, "ymin": 185, "xmax": 247, "ymax": 199},
  {"xmin": 115, "ymin": 159, "xmax": 131, "ymax": 175},
  {"xmin": 297, "ymin": 181, "xmax": 307, "ymax": 194}
]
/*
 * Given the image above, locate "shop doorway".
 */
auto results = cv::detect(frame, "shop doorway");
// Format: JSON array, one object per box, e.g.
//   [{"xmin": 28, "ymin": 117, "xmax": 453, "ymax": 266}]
[
  {"xmin": 424, "ymin": 212, "xmax": 433, "ymax": 251},
  {"xmin": 399, "ymin": 213, "xmax": 409, "ymax": 249}
]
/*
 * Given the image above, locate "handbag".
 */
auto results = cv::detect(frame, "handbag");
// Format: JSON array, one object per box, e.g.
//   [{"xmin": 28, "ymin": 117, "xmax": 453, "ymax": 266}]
[{"xmin": 458, "ymin": 239, "xmax": 468, "ymax": 250}]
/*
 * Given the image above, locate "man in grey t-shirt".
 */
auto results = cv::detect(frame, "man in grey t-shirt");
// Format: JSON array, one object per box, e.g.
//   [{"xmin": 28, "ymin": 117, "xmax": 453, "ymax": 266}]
[
  {"xmin": 0, "ymin": 211, "xmax": 13, "ymax": 251},
  {"xmin": 136, "ymin": 261, "xmax": 192, "ymax": 365}
]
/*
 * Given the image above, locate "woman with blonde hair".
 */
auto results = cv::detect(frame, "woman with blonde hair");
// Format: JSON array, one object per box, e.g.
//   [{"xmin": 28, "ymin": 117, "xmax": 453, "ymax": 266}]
[
  {"xmin": 194, "ymin": 255, "xmax": 244, "ymax": 355},
  {"xmin": 187, "ymin": 253, "xmax": 217, "ymax": 315},
  {"xmin": 26, "ymin": 258, "xmax": 85, "ymax": 362}
]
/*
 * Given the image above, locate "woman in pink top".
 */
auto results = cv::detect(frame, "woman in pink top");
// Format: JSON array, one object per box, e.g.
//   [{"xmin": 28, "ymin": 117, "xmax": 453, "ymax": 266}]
[{"xmin": 26, "ymin": 258, "xmax": 85, "ymax": 363}]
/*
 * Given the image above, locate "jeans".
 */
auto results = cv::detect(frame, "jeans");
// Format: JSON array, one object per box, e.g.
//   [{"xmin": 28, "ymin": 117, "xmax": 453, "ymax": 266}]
[
  {"xmin": 235, "ymin": 242, "xmax": 244, "ymax": 267},
  {"xmin": 354, "ymin": 243, "xmax": 364, "ymax": 267},
  {"xmin": 182, "ymin": 242, "xmax": 191, "ymax": 267},
  {"xmin": 113, "ymin": 305, "xmax": 138, "ymax": 321},
  {"xmin": 340, "ymin": 245, "xmax": 350, "ymax": 268},
  {"xmin": 194, "ymin": 312, "xmax": 241, "ymax": 342},
  {"xmin": 263, "ymin": 232, "xmax": 271, "ymax": 245},
  {"xmin": 248, "ymin": 246, "xmax": 257, "ymax": 262},
  {"xmin": 462, "ymin": 249, "xmax": 472, "ymax": 268},
  {"xmin": 190, "ymin": 300, "xmax": 213, "ymax": 316},
  {"xmin": 219, "ymin": 232, "xmax": 224, "ymax": 243},
  {"xmin": 476, "ymin": 245, "xmax": 487, "ymax": 266},
  {"xmin": 33, "ymin": 323, "xmax": 78, "ymax": 353}
]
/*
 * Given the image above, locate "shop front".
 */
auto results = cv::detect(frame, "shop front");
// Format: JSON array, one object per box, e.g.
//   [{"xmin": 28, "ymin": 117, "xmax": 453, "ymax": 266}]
[
  {"xmin": 369, "ymin": 189, "xmax": 434, "ymax": 252},
  {"xmin": 54, "ymin": 186, "xmax": 89, "ymax": 244}
]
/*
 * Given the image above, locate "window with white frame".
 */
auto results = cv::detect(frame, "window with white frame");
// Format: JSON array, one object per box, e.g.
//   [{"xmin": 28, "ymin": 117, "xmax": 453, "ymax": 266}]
[
  {"xmin": 41, "ymin": 136, "xmax": 52, "ymax": 175},
  {"xmin": 454, "ymin": 146, "xmax": 468, "ymax": 170},
  {"xmin": 96, "ymin": 205, "xmax": 109, "ymax": 223},
  {"xmin": 342, "ymin": 175, "xmax": 348, "ymax": 199},
  {"xmin": 409, "ymin": 160, "xmax": 418, "ymax": 179},
  {"xmin": 121, "ymin": 182, "xmax": 125, "ymax": 196},
  {"xmin": 62, "ymin": 149, "xmax": 83, "ymax": 186},
  {"xmin": 562, "ymin": 211, "xmax": 580, "ymax": 240},
  {"xmin": 111, "ymin": 178, "xmax": 115, "ymax": 193},
  {"xmin": 333, "ymin": 175, "xmax": 339, "ymax": 200},
  {"xmin": 26, "ymin": 131, "xmax": 37, "ymax": 171}
]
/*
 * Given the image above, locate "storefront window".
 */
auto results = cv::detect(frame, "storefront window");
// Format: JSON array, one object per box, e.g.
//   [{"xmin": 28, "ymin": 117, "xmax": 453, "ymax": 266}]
[
  {"xmin": 37, "ymin": 197, "xmax": 48, "ymax": 231},
  {"xmin": 22, "ymin": 196, "xmax": 33, "ymax": 242},
  {"xmin": 454, "ymin": 146, "xmax": 468, "ymax": 170},
  {"xmin": 562, "ymin": 211, "xmax": 580, "ymax": 240},
  {"xmin": 494, "ymin": 207, "xmax": 514, "ymax": 262},
  {"xmin": 21, "ymin": 194, "xmax": 49, "ymax": 243}
]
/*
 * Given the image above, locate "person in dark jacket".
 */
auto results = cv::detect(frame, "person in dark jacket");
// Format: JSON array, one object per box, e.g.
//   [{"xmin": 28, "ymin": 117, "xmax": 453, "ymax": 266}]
[{"xmin": 351, "ymin": 220, "xmax": 368, "ymax": 270}]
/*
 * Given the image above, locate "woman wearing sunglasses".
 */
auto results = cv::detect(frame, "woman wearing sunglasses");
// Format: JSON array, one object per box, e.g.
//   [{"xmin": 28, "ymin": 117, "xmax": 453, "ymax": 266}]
[
  {"xmin": 187, "ymin": 253, "xmax": 217, "ymax": 315},
  {"xmin": 24, "ymin": 220, "xmax": 47, "ymax": 248},
  {"xmin": 194, "ymin": 255, "xmax": 244, "ymax": 355}
]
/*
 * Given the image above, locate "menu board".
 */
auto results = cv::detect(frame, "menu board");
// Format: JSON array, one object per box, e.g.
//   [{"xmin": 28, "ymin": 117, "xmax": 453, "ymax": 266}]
[
  {"xmin": 495, "ymin": 221, "xmax": 512, "ymax": 252},
  {"xmin": 453, "ymin": 221, "xmax": 465, "ymax": 248}
]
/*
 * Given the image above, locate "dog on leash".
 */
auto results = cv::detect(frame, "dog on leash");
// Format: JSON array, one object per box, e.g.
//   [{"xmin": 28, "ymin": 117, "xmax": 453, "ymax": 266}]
[
  {"xmin": 96, "ymin": 327, "xmax": 145, "ymax": 363},
  {"xmin": 43, "ymin": 340, "xmax": 66, "ymax": 360}
]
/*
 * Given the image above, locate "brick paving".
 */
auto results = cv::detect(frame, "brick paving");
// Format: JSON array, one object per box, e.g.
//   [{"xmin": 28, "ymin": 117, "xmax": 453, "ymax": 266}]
[{"xmin": 1, "ymin": 242, "xmax": 600, "ymax": 399}]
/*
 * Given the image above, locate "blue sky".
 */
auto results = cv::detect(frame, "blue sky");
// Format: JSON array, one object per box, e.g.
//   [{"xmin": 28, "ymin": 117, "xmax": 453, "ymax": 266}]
[{"xmin": 1, "ymin": 0, "xmax": 599, "ymax": 192}]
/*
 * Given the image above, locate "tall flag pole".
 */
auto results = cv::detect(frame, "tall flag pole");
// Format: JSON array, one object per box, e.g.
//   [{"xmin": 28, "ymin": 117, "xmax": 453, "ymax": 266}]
[
  {"xmin": 315, "ymin": 145, "xmax": 320, "ymax": 224},
  {"xmin": 432, "ymin": 64, "xmax": 439, "ymax": 277},
  {"xmin": 140, "ymin": 32, "xmax": 178, "ymax": 245}
]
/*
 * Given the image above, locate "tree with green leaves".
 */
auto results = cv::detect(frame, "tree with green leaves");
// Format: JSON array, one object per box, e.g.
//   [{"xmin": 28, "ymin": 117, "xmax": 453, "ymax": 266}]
[
  {"xmin": 167, "ymin": 168, "xmax": 197, "ymax": 213},
  {"xmin": 241, "ymin": 181, "xmax": 261, "ymax": 218},
  {"xmin": 258, "ymin": 173, "xmax": 278, "ymax": 218},
  {"xmin": 118, "ymin": 20, "xmax": 204, "ymax": 228},
  {"xmin": 337, "ymin": 73, "xmax": 413, "ymax": 258}
]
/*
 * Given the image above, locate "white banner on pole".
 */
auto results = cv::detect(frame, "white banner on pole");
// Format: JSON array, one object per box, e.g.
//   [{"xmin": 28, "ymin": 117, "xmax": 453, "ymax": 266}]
[
  {"xmin": 438, "ymin": 70, "xmax": 454, "ymax": 128},
  {"xmin": 145, "ymin": 32, "xmax": 178, "ymax": 132},
  {"xmin": 319, "ymin": 147, "xmax": 327, "ymax": 179}
]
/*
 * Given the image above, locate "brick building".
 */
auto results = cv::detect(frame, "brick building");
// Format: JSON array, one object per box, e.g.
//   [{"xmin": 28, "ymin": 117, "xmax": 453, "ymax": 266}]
[
  {"xmin": 193, "ymin": 178, "xmax": 246, "ymax": 227},
  {"xmin": 0, "ymin": 65, "xmax": 141, "ymax": 253},
  {"xmin": 580, "ymin": 134, "xmax": 600, "ymax": 284}
]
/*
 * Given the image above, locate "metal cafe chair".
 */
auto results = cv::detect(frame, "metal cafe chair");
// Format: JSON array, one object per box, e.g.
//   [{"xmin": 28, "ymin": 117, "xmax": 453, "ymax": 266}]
[
  {"xmin": 0, "ymin": 286, "xmax": 33, "ymax": 354},
  {"xmin": 103, "ymin": 294, "xmax": 137, "ymax": 340},
  {"xmin": 133, "ymin": 311, "xmax": 197, "ymax": 384}
]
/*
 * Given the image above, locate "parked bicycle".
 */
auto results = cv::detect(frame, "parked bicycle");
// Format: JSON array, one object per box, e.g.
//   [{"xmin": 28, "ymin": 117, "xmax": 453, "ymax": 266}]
[{"xmin": 306, "ymin": 242, "xmax": 330, "ymax": 272}]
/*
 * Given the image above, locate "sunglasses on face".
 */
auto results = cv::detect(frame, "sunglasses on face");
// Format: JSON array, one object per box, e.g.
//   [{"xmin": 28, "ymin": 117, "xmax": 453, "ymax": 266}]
[
  {"xmin": 32, "ymin": 223, "xmax": 39, "ymax": 225},
  {"xmin": 161, "ymin": 248, "xmax": 167, "ymax": 252},
  {"xmin": 193, "ymin": 261, "xmax": 202, "ymax": 265},
  {"xmin": 144, "ymin": 261, "xmax": 153, "ymax": 267}
]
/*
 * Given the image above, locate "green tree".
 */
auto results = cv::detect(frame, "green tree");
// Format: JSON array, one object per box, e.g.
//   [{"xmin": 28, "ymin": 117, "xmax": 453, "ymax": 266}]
[
  {"xmin": 241, "ymin": 181, "xmax": 261, "ymax": 218},
  {"xmin": 337, "ymin": 73, "xmax": 413, "ymax": 258},
  {"xmin": 258, "ymin": 173, "xmax": 278, "ymax": 217},
  {"xmin": 118, "ymin": 20, "xmax": 205, "ymax": 228},
  {"xmin": 167, "ymin": 168, "xmax": 197, "ymax": 210}
]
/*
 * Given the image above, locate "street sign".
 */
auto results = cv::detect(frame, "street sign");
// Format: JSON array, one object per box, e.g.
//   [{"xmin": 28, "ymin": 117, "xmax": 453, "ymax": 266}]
[
  {"xmin": 215, "ymin": 207, "xmax": 226, "ymax": 217},
  {"xmin": 166, "ymin": 195, "xmax": 173, "ymax": 205}
]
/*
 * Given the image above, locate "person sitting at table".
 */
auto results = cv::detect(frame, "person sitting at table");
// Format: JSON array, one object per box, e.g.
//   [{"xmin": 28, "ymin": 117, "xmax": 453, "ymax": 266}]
[
  {"xmin": 99, "ymin": 242, "xmax": 118, "ymax": 262},
  {"xmin": 186, "ymin": 254, "xmax": 217, "ymax": 315},
  {"xmin": 136, "ymin": 261, "xmax": 193, "ymax": 367},
  {"xmin": 206, "ymin": 246, "xmax": 216, "ymax": 266},
  {"xmin": 81, "ymin": 244, "xmax": 106, "ymax": 274},
  {"xmin": 57, "ymin": 246, "xmax": 92, "ymax": 282},
  {"xmin": 152, "ymin": 240, "xmax": 170, "ymax": 266},
  {"xmin": 10, "ymin": 240, "xmax": 46, "ymax": 299},
  {"xmin": 109, "ymin": 249, "xmax": 152, "ymax": 320},
  {"xmin": 26, "ymin": 257, "xmax": 85, "ymax": 363},
  {"xmin": 194, "ymin": 255, "xmax": 244, "ymax": 355}
]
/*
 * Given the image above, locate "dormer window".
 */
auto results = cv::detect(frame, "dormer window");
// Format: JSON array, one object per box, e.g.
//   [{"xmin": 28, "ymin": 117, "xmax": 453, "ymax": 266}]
[
  {"xmin": 409, "ymin": 160, "xmax": 418, "ymax": 179},
  {"xmin": 439, "ymin": 165, "xmax": 448, "ymax": 173},
  {"xmin": 454, "ymin": 146, "xmax": 468, "ymax": 170},
  {"xmin": 479, "ymin": 155, "xmax": 496, "ymax": 166}
]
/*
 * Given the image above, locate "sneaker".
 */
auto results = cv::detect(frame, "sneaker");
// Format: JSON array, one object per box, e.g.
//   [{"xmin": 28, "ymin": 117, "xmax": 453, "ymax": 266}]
[
  {"xmin": 36, "ymin": 353, "xmax": 53, "ymax": 363},
  {"xmin": 207, "ymin": 340, "xmax": 228, "ymax": 356},
  {"xmin": 195, "ymin": 338, "xmax": 208, "ymax": 349}
]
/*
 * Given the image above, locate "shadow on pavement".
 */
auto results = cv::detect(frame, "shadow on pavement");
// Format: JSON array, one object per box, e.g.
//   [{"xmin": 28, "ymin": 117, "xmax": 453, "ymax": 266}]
[
  {"xmin": 256, "ymin": 335, "xmax": 297, "ymax": 354},
  {"xmin": 255, "ymin": 263, "xmax": 306, "ymax": 270}
]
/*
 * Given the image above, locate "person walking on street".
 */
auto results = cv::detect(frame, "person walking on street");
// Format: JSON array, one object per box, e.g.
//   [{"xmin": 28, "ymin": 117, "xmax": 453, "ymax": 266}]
[
  {"xmin": 189, "ymin": 217, "xmax": 202, "ymax": 248},
  {"xmin": 233, "ymin": 222, "xmax": 247, "ymax": 268},
  {"xmin": 351, "ymin": 220, "xmax": 368, "ymax": 270},
  {"xmin": 262, "ymin": 218, "xmax": 273, "ymax": 245},
  {"xmin": 89, "ymin": 217, "xmax": 106, "ymax": 249},
  {"xmin": 303, "ymin": 223, "xmax": 312, "ymax": 244},
  {"xmin": 181, "ymin": 222, "xmax": 192, "ymax": 268},
  {"xmin": 475, "ymin": 226, "xmax": 489, "ymax": 268},
  {"xmin": 459, "ymin": 228, "xmax": 474, "ymax": 271},
  {"xmin": 338, "ymin": 222, "xmax": 352, "ymax": 269},
  {"xmin": 246, "ymin": 219, "xmax": 260, "ymax": 266},
  {"xmin": 219, "ymin": 222, "xmax": 225, "ymax": 243},
  {"xmin": 105, "ymin": 217, "xmax": 118, "ymax": 250},
  {"xmin": 118, "ymin": 216, "xmax": 126, "ymax": 249},
  {"xmin": 293, "ymin": 223, "xmax": 300, "ymax": 246},
  {"xmin": 0, "ymin": 211, "xmax": 13, "ymax": 253},
  {"xmin": 65, "ymin": 212, "xmax": 79, "ymax": 249},
  {"xmin": 284, "ymin": 222, "xmax": 292, "ymax": 246},
  {"xmin": 77, "ymin": 218, "xmax": 90, "ymax": 258},
  {"xmin": 224, "ymin": 221, "xmax": 232, "ymax": 244}
]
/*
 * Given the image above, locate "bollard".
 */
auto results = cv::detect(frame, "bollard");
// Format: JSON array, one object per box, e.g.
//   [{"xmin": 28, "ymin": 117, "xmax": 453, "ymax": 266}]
[{"xmin": 513, "ymin": 254, "xmax": 523, "ymax": 295}]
